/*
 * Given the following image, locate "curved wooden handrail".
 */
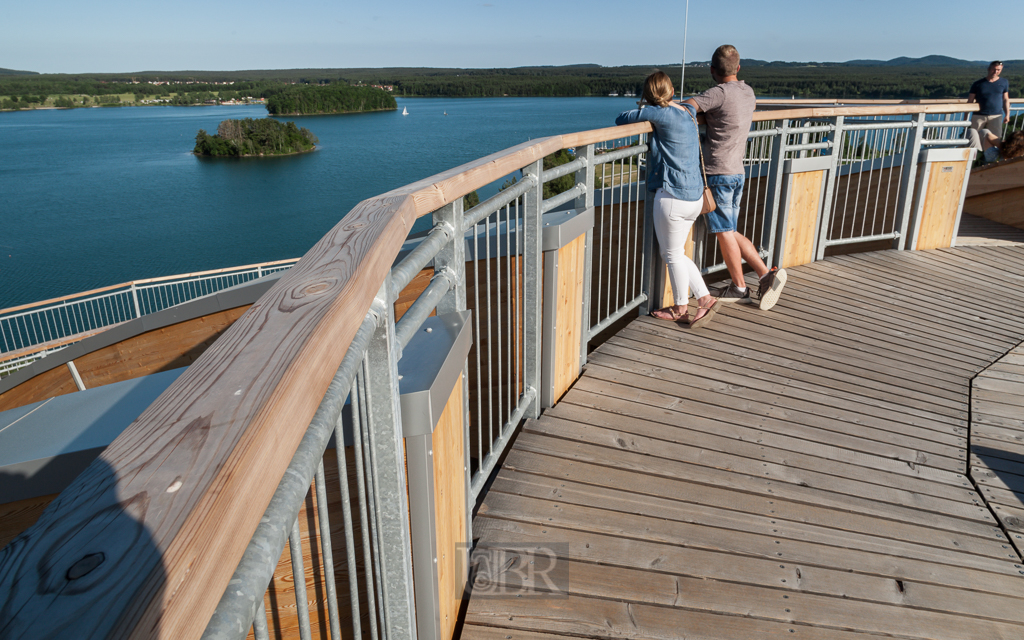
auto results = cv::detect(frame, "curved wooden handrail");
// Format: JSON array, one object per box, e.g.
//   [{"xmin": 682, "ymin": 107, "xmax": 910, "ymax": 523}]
[{"xmin": 0, "ymin": 103, "xmax": 980, "ymax": 639}]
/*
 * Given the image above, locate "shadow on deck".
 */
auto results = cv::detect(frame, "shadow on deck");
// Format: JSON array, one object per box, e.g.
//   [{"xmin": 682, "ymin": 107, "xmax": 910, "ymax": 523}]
[{"xmin": 463, "ymin": 246, "xmax": 1024, "ymax": 640}]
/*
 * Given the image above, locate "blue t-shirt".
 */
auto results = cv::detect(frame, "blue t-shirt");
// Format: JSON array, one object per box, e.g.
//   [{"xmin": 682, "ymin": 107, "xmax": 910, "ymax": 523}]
[{"xmin": 970, "ymin": 77, "xmax": 1009, "ymax": 116}]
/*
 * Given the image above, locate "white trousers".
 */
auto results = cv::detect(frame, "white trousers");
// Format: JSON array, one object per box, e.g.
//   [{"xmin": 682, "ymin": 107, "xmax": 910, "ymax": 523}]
[{"xmin": 653, "ymin": 189, "xmax": 709, "ymax": 305}]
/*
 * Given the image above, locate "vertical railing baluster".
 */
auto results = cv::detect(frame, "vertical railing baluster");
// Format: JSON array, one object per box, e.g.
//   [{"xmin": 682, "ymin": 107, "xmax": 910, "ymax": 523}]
[
  {"xmin": 314, "ymin": 461, "xmax": 341, "ymax": 640},
  {"xmin": 764, "ymin": 120, "xmax": 788, "ymax": 268},
  {"xmin": 574, "ymin": 143, "xmax": 595, "ymax": 366},
  {"xmin": 816, "ymin": 116, "xmax": 844, "ymax": 261},
  {"xmin": 288, "ymin": 516, "xmax": 313, "ymax": 640}
]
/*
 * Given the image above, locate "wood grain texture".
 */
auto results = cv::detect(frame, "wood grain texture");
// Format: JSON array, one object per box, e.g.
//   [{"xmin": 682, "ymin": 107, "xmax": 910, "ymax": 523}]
[
  {"xmin": 0, "ymin": 364, "xmax": 79, "ymax": 412},
  {"xmin": 553, "ymin": 235, "xmax": 585, "ymax": 403},
  {"xmin": 966, "ymin": 155, "xmax": 1024, "ymax": 198},
  {"xmin": 433, "ymin": 376, "xmax": 467, "ymax": 640},
  {"xmin": 917, "ymin": 161, "xmax": 968, "ymax": 250},
  {"xmin": 963, "ymin": 185, "xmax": 1024, "ymax": 231},
  {"xmin": 0, "ymin": 494, "xmax": 57, "ymax": 551},
  {"xmin": 781, "ymin": 170, "xmax": 823, "ymax": 268}
]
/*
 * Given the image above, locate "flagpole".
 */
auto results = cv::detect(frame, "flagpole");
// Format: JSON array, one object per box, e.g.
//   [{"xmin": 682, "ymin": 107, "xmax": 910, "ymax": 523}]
[{"xmin": 680, "ymin": 0, "xmax": 689, "ymax": 98}]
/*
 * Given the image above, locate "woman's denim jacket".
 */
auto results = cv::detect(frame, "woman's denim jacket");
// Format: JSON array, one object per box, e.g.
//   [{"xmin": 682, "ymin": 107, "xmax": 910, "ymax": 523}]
[{"xmin": 615, "ymin": 103, "xmax": 704, "ymax": 201}]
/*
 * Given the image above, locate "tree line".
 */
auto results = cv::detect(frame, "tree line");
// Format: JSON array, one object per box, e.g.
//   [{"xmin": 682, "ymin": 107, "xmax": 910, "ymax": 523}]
[{"xmin": 265, "ymin": 85, "xmax": 396, "ymax": 115}]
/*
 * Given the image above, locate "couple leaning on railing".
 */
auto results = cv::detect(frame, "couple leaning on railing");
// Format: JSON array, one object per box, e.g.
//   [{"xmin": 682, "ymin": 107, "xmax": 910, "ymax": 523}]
[{"xmin": 616, "ymin": 45, "xmax": 788, "ymax": 331}]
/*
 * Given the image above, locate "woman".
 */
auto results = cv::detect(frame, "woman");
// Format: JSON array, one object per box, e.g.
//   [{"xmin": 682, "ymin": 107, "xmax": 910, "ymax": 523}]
[
  {"xmin": 971, "ymin": 128, "xmax": 1024, "ymax": 164},
  {"xmin": 616, "ymin": 71, "xmax": 719, "ymax": 328}
]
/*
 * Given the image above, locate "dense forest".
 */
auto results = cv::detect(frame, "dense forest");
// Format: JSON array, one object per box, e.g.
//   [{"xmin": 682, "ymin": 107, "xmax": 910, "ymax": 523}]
[
  {"xmin": 1, "ymin": 58, "xmax": 1021, "ymax": 108},
  {"xmin": 265, "ymin": 85, "xmax": 396, "ymax": 115},
  {"xmin": 194, "ymin": 118, "xmax": 318, "ymax": 157}
]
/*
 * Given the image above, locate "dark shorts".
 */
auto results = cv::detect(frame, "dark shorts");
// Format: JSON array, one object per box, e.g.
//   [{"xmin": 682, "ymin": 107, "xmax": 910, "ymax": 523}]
[{"xmin": 705, "ymin": 174, "xmax": 744, "ymax": 234}]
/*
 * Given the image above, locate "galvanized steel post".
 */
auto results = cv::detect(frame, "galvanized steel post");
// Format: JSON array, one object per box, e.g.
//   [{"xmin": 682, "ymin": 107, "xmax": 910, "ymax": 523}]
[
  {"xmin": 639, "ymin": 184, "xmax": 659, "ymax": 317},
  {"xmin": 763, "ymin": 120, "xmax": 789, "ymax": 268},
  {"xmin": 522, "ymin": 159, "xmax": 545, "ymax": 419},
  {"xmin": 893, "ymin": 112, "xmax": 927, "ymax": 250},
  {"xmin": 364, "ymin": 278, "xmax": 418, "ymax": 640},
  {"xmin": 815, "ymin": 116, "xmax": 844, "ymax": 261}
]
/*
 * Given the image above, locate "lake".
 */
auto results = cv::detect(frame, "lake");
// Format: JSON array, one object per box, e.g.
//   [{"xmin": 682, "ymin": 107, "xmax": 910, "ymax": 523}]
[{"xmin": 0, "ymin": 97, "xmax": 642, "ymax": 309}]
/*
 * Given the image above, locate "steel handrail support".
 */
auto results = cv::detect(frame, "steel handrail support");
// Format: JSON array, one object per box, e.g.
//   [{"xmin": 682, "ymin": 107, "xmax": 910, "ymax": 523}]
[
  {"xmin": 815, "ymin": 115, "xmax": 844, "ymax": 261},
  {"xmin": 575, "ymin": 143, "xmax": 597, "ymax": 368},
  {"xmin": 893, "ymin": 112, "xmax": 928, "ymax": 250},
  {"xmin": 763, "ymin": 119, "xmax": 789, "ymax": 268},
  {"xmin": 522, "ymin": 159, "xmax": 545, "ymax": 420},
  {"xmin": 430, "ymin": 197, "xmax": 474, "ymax": 624},
  {"xmin": 364, "ymin": 276, "xmax": 418, "ymax": 640}
]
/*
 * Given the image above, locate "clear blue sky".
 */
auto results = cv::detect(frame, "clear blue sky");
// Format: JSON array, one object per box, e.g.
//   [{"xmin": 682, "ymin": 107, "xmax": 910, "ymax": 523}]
[{"xmin": 4, "ymin": 0, "xmax": 1020, "ymax": 74}]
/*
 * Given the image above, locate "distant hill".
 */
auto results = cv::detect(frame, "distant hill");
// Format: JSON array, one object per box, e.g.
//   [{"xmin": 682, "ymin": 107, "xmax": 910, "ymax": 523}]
[
  {"xmin": 843, "ymin": 55, "xmax": 988, "ymax": 67},
  {"xmin": 0, "ymin": 68, "xmax": 38, "ymax": 76}
]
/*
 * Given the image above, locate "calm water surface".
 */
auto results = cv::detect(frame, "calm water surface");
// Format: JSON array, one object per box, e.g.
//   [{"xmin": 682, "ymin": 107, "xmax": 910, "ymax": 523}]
[{"xmin": 0, "ymin": 97, "xmax": 641, "ymax": 309}]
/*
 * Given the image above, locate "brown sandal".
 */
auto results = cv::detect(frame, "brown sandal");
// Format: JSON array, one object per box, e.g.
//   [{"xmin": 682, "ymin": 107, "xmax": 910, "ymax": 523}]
[
  {"xmin": 689, "ymin": 299, "xmax": 719, "ymax": 329},
  {"xmin": 651, "ymin": 306, "xmax": 690, "ymax": 323}
]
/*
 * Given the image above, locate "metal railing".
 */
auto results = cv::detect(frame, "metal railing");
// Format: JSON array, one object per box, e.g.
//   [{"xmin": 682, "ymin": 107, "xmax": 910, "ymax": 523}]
[
  {"xmin": 0, "ymin": 103, "xmax": 983, "ymax": 640},
  {"xmin": 0, "ymin": 259, "xmax": 298, "ymax": 375}
]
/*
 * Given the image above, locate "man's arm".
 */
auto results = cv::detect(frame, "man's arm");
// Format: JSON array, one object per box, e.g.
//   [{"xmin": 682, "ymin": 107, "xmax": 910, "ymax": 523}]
[
  {"xmin": 966, "ymin": 93, "xmax": 976, "ymax": 104},
  {"xmin": 683, "ymin": 98, "xmax": 701, "ymax": 113},
  {"xmin": 1004, "ymin": 91, "xmax": 1012, "ymax": 121}
]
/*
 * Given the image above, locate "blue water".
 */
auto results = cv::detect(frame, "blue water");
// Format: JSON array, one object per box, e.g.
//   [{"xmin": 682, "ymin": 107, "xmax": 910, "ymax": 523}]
[{"xmin": 0, "ymin": 97, "xmax": 642, "ymax": 309}]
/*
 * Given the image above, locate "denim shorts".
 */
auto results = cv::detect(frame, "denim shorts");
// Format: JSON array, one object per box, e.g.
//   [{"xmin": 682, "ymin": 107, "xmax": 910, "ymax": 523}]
[{"xmin": 705, "ymin": 174, "xmax": 745, "ymax": 234}]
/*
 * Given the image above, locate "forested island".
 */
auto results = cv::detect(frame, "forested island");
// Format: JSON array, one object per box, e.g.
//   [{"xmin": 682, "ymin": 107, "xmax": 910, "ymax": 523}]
[
  {"xmin": 194, "ymin": 118, "xmax": 317, "ymax": 157},
  {"xmin": 1, "ymin": 57, "xmax": 1020, "ymax": 109},
  {"xmin": 266, "ymin": 85, "xmax": 396, "ymax": 115}
]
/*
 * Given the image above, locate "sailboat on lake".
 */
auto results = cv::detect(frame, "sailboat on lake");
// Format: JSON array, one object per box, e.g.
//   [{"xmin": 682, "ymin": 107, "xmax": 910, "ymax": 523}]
[{"xmin": 402, "ymin": 106, "xmax": 408, "ymax": 115}]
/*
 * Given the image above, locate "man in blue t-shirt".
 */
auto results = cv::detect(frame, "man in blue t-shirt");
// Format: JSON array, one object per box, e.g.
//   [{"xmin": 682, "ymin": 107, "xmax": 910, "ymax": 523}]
[{"xmin": 967, "ymin": 61, "xmax": 1011, "ymax": 139}]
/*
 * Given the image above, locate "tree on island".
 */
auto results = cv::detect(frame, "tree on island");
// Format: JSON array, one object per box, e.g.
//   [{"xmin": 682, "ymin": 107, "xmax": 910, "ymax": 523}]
[{"xmin": 194, "ymin": 118, "xmax": 318, "ymax": 157}]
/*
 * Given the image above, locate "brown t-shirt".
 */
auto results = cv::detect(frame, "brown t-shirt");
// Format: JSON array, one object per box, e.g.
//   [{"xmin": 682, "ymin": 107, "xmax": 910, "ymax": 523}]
[{"xmin": 692, "ymin": 81, "xmax": 756, "ymax": 176}]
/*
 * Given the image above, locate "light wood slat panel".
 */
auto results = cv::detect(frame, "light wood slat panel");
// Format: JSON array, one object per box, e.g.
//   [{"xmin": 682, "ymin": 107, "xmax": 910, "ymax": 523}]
[
  {"xmin": 781, "ymin": 170, "xmax": 823, "ymax": 268},
  {"xmin": 965, "ymin": 155, "xmax": 1024, "ymax": 198},
  {"xmin": 917, "ymin": 160, "xmax": 968, "ymax": 251}
]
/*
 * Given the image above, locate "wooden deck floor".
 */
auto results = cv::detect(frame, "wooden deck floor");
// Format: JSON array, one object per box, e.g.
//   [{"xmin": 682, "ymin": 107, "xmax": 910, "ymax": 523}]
[{"xmin": 462, "ymin": 246, "xmax": 1024, "ymax": 640}]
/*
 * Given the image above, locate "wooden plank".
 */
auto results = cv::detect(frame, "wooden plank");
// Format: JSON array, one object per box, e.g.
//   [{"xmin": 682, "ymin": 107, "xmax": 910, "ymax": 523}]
[
  {"xmin": 466, "ymin": 592, "xmax": 895, "ymax": 640},
  {"xmin": 478, "ymin": 491, "xmax": 1017, "ymax": 589},
  {"xmin": 546, "ymin": 400, "xmax": 968, "ymax": 497},
  {"xmin": 553, "ymin": 234, "xmax": 585, "ymax": 403},
  {"xmin": 965, "ymin": 155, "xmax": 1024, "ymax": 198},
  {"xmin": 433, "ymin": 376, "xmax": 467, "ymax": 640},
  {"xmin": 564, "ymin": 381, "xmax": 965, "ymax": 478},
  {"xmin": 74, "ymin": 307, "xmax": 249, "ymax": 390},
  {"xmin": 0, "ymin": 192, "xmax": 423, "ymax": 639},
  {"xmin": 490, "ymin": 472, "xmax": 1011, "ymax": 571},
  {"xmin": 610, "ymin": 328, "xmax": 968, "ymax": 422},
  {"xmin": 468, "ymin": 549, "xmax": 1024, "ymax": 639},
  {"xmin": 472, "ymin": 516, "xmax": 1024, "ymax": 624},
  {"xmin": 499, "ymin": 448, "xmax": 1006, "ymax": 556},
  {"xmin": 475, "ymin": 516, "xmax": 1024, "ymax": 626},
  {"xmin": 782, "ymin": 170, "xmax": 822, "ymax": 268},
  {"xmin": 509, "ymin": 431, "xmax": 990, "ymax": 534},
  {"xmin": 964, "ymin": 186, "xmax": 1024, "ymax": 231},
  {"xmin": 917, "ymin": 161, "xmax": 968, "ymax": 250},
  {"xmin": 584, "ymin": 355, "xmax": 968, "ymax": 455},
  {"xmin": 0, "ymin": 364, "xmax": 79, "ymax": 412},
  {"xmin": 523, "ymin": 416, "xmax": 980, "ymax": 517},
  {"xmin": 0, "ymin": 494, "xmax": 57, "ymax": 552}
]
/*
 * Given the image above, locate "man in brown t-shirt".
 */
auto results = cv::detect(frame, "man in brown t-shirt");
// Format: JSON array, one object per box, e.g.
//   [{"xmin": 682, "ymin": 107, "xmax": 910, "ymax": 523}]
[{"xmin": 684, "ymin": 44, "xmax": 787, "ymax": 311}]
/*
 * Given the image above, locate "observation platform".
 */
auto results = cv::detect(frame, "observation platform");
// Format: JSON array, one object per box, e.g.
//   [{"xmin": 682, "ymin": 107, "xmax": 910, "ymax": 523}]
[{"xmin": 464, "ymin": 245, "xmax": 1024, "ymax": 640}]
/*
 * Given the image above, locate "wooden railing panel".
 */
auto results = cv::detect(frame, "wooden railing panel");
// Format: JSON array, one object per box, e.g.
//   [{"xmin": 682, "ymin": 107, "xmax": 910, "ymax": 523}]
[
  {"xmin": 917, "ymin": 160, "xmax": 969, "ymax": 250},
  {"xmin": 433, "ymin": 376, "xmax": 467, "ymax": 640},
  {"xmin": 781, "ymin": 170, "xmax": 825, "ymax": 268}
]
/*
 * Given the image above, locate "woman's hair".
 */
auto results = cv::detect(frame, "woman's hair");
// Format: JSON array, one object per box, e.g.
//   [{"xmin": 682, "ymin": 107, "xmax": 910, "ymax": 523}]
[
  {"xmin": 1002, "ymin": 131, "xmax": 1024, "ymax": 160},
  {"xmin": 642, "ymin": 71, "xmax": 675, "ymax": 107}
]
